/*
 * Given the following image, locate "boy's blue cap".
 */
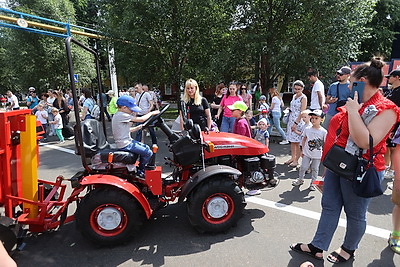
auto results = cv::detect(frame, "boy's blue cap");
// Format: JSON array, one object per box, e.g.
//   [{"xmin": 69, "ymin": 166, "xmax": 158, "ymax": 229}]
[{"xmin": 116, "ymin": 95, "xmax": 142, "ymax": 113}]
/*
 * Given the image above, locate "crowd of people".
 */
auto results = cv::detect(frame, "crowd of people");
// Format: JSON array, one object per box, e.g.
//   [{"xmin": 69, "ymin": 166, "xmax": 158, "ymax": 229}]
[
  {"xmin": 2, "ymin": 56, "xmax": 400, "ymax": 264},
  {"xmin": 176, "ymin": 57, "xmax": 400, "ymax": 262}
]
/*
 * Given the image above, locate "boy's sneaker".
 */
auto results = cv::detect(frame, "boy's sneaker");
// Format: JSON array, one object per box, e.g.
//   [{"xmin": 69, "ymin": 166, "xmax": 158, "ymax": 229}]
[
  {"xmin": 309, "ymin": 185, "xmax": 316, "ymax": 191},
  {"xmin": 279, "ymin": 140, "xmax": 289, "ymax": 145},
  {"xmin": 292, "ymin": 178, "xmax": 304, "ymax": 186},
  {"xmin": 385, "ymin": 169, "xmax": 395, "ymax": 180},
  {"xmin": 388, "ymin": 182, "xmax": 393, "ymax": 190},
  {"xmin": 246, "ymin": 189, "xmax": 261, "ymax": 196}
]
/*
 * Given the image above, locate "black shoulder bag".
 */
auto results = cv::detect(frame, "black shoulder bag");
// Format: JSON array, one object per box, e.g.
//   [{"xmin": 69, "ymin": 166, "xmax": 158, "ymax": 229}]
[
  {"xmin": 322, "ymin": 123, "xmax": 361, "ymax": 181},
  {"xmin": 352, "ymin": 135, "xmax": 383, "ymax": 198}
]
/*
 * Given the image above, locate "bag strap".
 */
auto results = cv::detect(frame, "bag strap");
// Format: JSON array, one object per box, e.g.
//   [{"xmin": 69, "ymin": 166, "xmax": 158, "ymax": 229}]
[
  {"xmin": 336, "ymin": 83, "xmax": 340, "ymax": 99},
  {"xmin": 369, "ymin": 135, "xmax": 374, "ymax": 165}
]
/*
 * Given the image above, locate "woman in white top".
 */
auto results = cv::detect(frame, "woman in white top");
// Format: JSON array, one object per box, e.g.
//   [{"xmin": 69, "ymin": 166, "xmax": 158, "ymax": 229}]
[{"xmin": 268, "ymin": 88, "xmax": 288, "ymax": 144}]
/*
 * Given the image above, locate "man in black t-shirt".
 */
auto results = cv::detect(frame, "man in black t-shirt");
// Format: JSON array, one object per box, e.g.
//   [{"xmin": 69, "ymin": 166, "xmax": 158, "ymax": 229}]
[{"xmin": 384, "ymin": 69, "xmax": 400, "ymax": 181}]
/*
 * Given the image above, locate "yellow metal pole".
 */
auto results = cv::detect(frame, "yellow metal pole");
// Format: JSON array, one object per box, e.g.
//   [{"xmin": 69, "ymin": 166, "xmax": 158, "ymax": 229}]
[{"xmin": 20, "ymin": 114, "xmax": 38, "ymax": 218}]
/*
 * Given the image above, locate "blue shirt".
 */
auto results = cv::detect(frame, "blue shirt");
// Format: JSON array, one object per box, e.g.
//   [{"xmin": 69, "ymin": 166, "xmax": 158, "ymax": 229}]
[
  {"xmin": 326, "ymin": 82, "xmax": 351, "ymax": 115},
  {"xmin": 26, "ymin": 95, "xmax": 39, "ymax": 109}
]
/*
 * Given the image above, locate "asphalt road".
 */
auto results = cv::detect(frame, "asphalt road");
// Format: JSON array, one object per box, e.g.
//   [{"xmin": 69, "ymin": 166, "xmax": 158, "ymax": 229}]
[{"xmin": 11, "ymin": 122, "xmax": 400, "ymax": 267}]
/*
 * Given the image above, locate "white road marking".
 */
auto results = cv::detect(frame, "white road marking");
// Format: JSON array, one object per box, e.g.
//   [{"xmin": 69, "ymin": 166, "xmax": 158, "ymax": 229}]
[
  {"xmin": 246, "ymin": 196, "xmax": 390, "ymax": 239},
  {"xmin": 40, "ymin": 143, "xmax": 391, "ymax": 240},
  {"xmin": 39, "ymin": 143, "xmax": 76, "ymax": 154}
]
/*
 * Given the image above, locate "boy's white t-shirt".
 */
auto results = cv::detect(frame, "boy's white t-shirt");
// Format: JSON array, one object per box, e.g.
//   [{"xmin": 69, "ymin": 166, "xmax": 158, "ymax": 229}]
[
  {"xmin": 302, "ymin": 126, "xmax": 327, "ymax": 159},
  {"xmin": 53, "ymin": 113, "xmax": 63, "ymax": 129},
  {"xmin": 112, "ymin": 111, "xmax": 134, "ymax": 148},
  {"xmin": 35, "ymin": 110, "xmax": 48, "ymax": 124}
]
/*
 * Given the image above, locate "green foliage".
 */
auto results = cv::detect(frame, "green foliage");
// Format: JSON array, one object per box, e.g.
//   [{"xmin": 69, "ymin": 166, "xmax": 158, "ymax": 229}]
[
  {"xmin": 98, "ymin": 0, "xmax": 234, "ymax": 87},
  {"xmin": 359, "ymin": 0, "xmax": 400, "ymax": 61},
  {"xmin": 0, "ymin": 0, "xmax": 96, "ymax": 93}
]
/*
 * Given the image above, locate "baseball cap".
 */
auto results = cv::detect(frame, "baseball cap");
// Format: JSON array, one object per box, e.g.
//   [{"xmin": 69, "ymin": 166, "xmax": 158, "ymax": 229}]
[
  {"xmin": 227, "ymin": 101, "xmax": 248, "ymax": 112},
  {"xmin": 309, "ymin": 109, "xmax": 324, "ymax": 118},
  {"xmin": 336, "ymin": 66, "xmax": 351, "ymax": 75},
  {"xmin": 29, "ymin": 87, "xmax": 36, "ymax": 91},
  {"xmin": 385, "ymin": 69, "xmax": 400, "ymax": 78},
  {"xmin": 106, "ymin": 90, "xmax": 114, "ymax": 95},
  {"xmin": 116, "ymin": 95, "xmax": 142, "ymax": 113},
  {"xmin": 259, "ymin": 95, "xmax": 266, "ymax": 100},
  {"xmin": 258, "ymin": 118, "xmax": 269, "ymax": 126}
]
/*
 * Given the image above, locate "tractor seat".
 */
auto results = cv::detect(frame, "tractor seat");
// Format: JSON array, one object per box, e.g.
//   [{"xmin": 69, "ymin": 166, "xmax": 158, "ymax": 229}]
[{"xmin": 96, "ymin": 149, "xmax": 139, "ymax": 164}]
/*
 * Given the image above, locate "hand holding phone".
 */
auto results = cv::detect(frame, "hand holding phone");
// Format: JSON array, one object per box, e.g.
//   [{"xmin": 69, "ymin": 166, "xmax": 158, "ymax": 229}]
[{"xmin": 351, "ymin": 81, "xmax": 365, "ymax": 103}]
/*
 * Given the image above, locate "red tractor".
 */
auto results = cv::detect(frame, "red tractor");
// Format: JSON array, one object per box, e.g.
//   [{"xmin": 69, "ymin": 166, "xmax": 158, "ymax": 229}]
[
  {"xmin": 0, "ymin": 37, "xmax": 276, "ymax": 250},
  {"xmin": 72, "ymin": 103, "xmax": 277, "ymax": 245}
]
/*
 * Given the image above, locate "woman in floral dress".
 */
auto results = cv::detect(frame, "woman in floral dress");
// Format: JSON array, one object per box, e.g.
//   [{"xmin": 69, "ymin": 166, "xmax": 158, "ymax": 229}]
[{"xmin": 285, "ymin": 80, "xmax": 307, "ymax": 167}]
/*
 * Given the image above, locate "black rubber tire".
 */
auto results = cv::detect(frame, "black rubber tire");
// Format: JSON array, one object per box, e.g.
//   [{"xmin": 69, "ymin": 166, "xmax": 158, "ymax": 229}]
[
  {"xmin": 76, "ymin": 187, "xmax": 145, "ymax": 246},
  {"xmin": 187, "ymin": 177, "xmax": 246, "ymax": 233}
]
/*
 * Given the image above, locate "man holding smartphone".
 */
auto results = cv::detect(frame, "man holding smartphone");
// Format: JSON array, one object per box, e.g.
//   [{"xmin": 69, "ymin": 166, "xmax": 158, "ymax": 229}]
[
  {"xmin": 308, "ymin": 69, "xmax": 325, "ymax": 111},
  {"xmin": 323, "ymin": 66, "xmax": 351, "ymax": 129},
  {"xmin": 384, "ymin": 69, "xmax": 400, "ymax": 182}
]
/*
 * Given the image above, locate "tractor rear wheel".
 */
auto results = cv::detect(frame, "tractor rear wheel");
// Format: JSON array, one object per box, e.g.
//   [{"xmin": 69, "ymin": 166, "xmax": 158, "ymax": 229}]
[
  {"xmin": 187, "ymin": 177, "xmax": 246, "ymax": 233},
  {"xmin": 76, "ymin": 187, "xmax": 145, "ymax": 246}
]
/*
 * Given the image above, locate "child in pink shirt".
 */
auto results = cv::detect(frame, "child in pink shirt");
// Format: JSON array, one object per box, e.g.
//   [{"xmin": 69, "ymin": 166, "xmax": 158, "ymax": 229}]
[{"xmin": 228, "ymin": 101, "xmax": 251, "ymax": 138}]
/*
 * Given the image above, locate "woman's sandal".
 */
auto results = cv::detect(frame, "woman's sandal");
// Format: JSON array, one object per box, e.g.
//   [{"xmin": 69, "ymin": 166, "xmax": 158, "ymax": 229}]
[
  {"xmin": 290, "ymin": 243, "xmax": 323, "ymax": 260},
  {"xmin": 327, "ymin": 245, "xmax": 355, "ymax": 264},
  {"xmin": 388, "ymin": 233, "xmax": 400, "ymax": 254}
]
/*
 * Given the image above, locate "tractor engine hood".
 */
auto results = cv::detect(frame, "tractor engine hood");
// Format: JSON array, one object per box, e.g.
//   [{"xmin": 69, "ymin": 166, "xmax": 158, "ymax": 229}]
[{"xmin": 202, "ymin": 131, "xmax": 269, "ymax": 158}]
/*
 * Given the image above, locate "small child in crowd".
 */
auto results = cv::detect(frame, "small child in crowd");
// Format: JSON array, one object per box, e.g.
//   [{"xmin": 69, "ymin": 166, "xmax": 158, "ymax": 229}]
[
  {"xmin": 254, "ymin": 118, "xmax": 270, "ymax": 147},
  {"xmin": 297, "ymin": 110, "xmax": 312, "ymax": 140},
  {"xmin": 258, "ymin": 95, "xmax": 269, "ymax": 112},
  {"xmin": 389, "ymin": 126, "xmax": 400, "ymax": 254},
  {"xmin": 245, "ymin": 109, "xmax": 257, "ymax": 137},
  {"xmin": 228, "ymin": 101, "xmax": 251, "ymax": 138},
  {"xmin": 292, "ymin": 110, "xmax": 327, "ymax": 190},
  {"xmin": 35, "ymin": 103, "xmax": 48, "ymax": 141},
  {"xmin": 49, "ymin": 108, "xmax": 64, "ymax": 144},
  {"xmin": 259, "ymin": 109, "xmax": 270, "ymax": 123}
]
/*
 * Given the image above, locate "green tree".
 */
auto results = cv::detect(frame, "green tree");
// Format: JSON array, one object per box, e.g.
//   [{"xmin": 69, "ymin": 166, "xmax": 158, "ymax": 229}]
[
  {"xmin": 232, "ymin": 0, "xmax": 377, "ymax": 92},
  {"xmin": 359, "ymin": 0, "xmax": 400, "ymax": 61},
  {"xmin": 0, "ymin": 0, "xmax": 96, "ymax": 93},
  {"xmin": 98, "ymin": 0, "xmax": 234, "ymax": 93}
]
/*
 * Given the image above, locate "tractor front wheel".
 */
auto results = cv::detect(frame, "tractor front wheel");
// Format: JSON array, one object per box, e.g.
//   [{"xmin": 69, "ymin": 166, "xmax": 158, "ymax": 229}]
[
  {"xmin": 187, "ymin": 177, "xmax": 246, "ymax": 233},
  {"xmin": 76, "ymin": 187, "xmax": 145, "ymax": 246}
]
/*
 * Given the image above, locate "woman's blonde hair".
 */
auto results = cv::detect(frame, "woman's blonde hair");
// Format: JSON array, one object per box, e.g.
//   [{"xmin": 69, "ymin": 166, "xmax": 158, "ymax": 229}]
[{"xmin": 183, "ymin": 78, "xmax": 202, "ymax": 105}]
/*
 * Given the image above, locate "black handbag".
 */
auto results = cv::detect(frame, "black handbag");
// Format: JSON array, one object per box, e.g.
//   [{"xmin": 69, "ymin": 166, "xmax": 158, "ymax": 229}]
[
  {"xmin": 323, "ymin": 144, "xmax": 359, "ymax": 181},
  {"xmin": 352, "ymin": 135, "xmax": 383, "ymax": 198}
]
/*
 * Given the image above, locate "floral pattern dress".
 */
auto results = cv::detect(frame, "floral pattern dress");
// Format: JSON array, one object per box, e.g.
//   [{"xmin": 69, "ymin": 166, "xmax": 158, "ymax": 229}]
[{"xmin": 286, "ymin": 94, "xmax": 306, "ymax": 142}]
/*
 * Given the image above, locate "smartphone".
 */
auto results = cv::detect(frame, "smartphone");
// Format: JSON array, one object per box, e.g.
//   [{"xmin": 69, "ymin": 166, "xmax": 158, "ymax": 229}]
[{"xmin": 351, "ymin": 81, "xmax": 365, "ymax": 103}]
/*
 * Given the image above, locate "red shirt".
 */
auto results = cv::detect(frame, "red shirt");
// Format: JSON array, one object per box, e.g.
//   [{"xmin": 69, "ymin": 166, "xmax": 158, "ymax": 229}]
[{"xmin": 322, "ymin": 92, "xmax": 400, "ymax": 171}]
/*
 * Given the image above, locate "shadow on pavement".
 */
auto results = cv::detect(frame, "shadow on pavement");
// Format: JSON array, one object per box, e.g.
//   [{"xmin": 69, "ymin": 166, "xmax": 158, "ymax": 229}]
[{"xmin": 13, "ymin": 203, "xmax": 265, "ymax": 267}]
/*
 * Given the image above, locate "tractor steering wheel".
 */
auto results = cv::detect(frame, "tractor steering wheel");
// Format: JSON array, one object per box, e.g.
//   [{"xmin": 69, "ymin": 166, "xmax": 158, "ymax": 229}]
[{"xmin": 141, "ymin": 104, "xmax": 170, "ymax": 129}]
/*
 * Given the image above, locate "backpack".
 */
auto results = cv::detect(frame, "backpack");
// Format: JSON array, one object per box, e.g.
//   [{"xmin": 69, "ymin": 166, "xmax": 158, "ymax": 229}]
[{"xmin": 91, "ymin": 104, "xmax": 101, "ymax": 120}]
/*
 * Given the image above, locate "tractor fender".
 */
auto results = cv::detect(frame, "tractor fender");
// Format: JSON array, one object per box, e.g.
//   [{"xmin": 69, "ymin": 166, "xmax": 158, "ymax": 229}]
[
  {"xmin": 80, "ymin": 174, "xmax": 152, "ymax": 219},
  {"xmin": 178, "ymin": 165, "xmax": 242, "ymax": 203}
]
